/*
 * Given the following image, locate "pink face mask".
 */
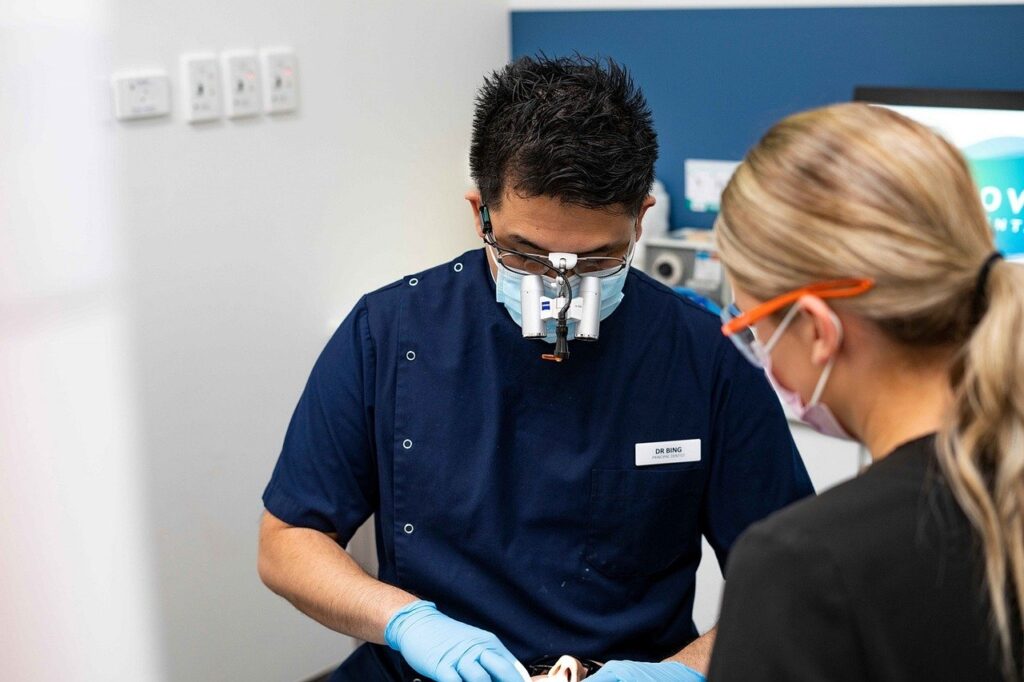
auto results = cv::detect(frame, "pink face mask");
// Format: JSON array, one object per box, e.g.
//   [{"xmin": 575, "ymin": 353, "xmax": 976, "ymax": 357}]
[{"xmin": 759, "ymin": 307, "xmax": 853, "ymax": 441}]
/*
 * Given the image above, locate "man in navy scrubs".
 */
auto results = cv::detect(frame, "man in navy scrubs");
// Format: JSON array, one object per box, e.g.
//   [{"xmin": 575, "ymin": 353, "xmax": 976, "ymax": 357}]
[{"xmin": 258, "ymin": 55, "xmax": 812, "ymax": 682}]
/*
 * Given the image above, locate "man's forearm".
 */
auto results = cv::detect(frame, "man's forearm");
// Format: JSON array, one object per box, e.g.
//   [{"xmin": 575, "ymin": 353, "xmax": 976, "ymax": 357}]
[
  {"xmin": 257, "ymin": 511, "xmax": 417, "ymax": 644},
  {"xmin": 663, "ymin": 625, "xmax": 717, "ymax": 675}
]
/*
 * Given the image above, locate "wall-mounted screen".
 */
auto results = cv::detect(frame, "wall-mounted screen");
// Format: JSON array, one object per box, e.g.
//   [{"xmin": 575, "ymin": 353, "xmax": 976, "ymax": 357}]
[{"xmin": 855, "ymin": 87, "xmax": 1024, "ymax": 260}]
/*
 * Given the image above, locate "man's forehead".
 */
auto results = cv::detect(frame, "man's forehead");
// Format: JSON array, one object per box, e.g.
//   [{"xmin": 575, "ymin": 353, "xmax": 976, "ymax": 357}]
[
  {"xmin": 497, "ymin": 190, "xmax": 632, "ymax": 221},
  {"xmin": 493, "ymin": 194, "xmax": 634, "ymax": 249},
  {"xmin": 503, "ymin": 230, "xmax": 630, "ymax": 256}
]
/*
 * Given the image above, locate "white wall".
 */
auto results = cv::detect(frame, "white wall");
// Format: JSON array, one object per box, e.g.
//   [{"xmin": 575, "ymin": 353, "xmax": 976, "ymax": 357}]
[{"xmin": 0, "ymin": 2, "xmax": 508, "ymax": 680}]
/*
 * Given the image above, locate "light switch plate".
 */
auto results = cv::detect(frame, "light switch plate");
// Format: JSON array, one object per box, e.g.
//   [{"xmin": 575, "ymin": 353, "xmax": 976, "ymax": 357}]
[
  {"xmin": 181, "ymin": 52, "xmax": 222, "ymax": 122},
  {"xmin": 260, "ymin": 47, "xmax": 299, "ymax": 114},
  {"xmin": 111, "ymin": 71, "xmax": 171, "ymax": 120},
  {"xmin": 221, "ymin": 49, "xmax": 261, "ymax": 118}
]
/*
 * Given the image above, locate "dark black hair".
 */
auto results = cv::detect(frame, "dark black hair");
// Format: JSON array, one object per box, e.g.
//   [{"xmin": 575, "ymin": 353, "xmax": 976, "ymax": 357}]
[{"xmin": 470, "ymin": 54, "xmax": 658, "ymax": 216}]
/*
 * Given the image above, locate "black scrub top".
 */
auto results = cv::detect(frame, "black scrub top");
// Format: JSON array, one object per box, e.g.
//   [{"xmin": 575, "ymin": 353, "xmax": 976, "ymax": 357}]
[
  {"xmin": 263, "ymin": 248, "xmax": 813, "ymax": 673},
  {"xmin": 710, "ymin": 434, "xmax": 1023, "ymax": 682}
]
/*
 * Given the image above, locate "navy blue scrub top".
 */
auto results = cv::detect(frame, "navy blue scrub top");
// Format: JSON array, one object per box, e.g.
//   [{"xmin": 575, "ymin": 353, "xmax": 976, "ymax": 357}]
[{"xmin": 263, "ymin": 248, "xmax": 813, "ymax": 667}]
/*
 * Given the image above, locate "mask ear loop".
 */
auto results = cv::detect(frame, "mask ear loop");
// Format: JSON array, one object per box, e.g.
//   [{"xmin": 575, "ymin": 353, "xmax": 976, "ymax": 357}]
[
  {"xmin": 808, "ymin": 310, "xmax": 844, "ymax": 407},
  {"xmin": 761, "ymin": 304, "xmax": 802, "ymax": 356}
]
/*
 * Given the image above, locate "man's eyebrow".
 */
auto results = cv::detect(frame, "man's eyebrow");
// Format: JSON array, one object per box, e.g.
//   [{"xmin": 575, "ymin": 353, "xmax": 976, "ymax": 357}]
[
  {"xmin": 507, "ymin": 233, "xmax": 547, "ymax": 252},
  {"xmin": 507, "ymin": 233, "xmax": 626, "ymax": 256}
]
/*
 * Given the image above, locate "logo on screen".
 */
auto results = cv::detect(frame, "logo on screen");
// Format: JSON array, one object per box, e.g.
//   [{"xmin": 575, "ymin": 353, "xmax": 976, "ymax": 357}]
[{"xmin": 964, "ymin": 137, "xmax": 1024, "ymax": 257}]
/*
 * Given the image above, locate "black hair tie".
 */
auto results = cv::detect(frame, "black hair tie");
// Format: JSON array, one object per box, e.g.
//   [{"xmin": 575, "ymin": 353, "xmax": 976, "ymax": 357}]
[{"xmin": 971, "ymin": 252, "xmax": 1004, "ymax": 325}]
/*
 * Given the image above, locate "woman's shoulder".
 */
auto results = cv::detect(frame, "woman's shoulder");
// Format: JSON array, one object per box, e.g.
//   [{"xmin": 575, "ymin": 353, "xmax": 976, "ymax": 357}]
[
  {"xmin": 732, "ymin": 435, "xmax": 941, "ymax": 574},
  {"xmin": 713, "ymin": 435, "xmax": 1009, "ymax": 682}
]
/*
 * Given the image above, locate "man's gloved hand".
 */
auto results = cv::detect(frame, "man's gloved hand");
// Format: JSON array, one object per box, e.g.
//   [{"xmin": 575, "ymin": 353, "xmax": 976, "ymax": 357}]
[
  {"xmin": 384, "ymin": 600, "xmax": 527, "ymax": 682},
  {"xmin": 586, "ymin": 660, "xmax": 707, "ymax": 682}
]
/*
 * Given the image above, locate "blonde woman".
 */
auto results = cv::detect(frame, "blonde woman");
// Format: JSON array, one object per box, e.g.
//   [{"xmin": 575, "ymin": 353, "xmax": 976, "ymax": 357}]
[{"xmin": 707, "ymin": 103, "xmax": 1023, "ymax": 681}]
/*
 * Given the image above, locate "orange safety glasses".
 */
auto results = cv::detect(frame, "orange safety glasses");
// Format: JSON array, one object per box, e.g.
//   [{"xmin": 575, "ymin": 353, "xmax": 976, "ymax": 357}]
[{"xmin": 720, "ymin": 278, "xmax": 875, "ymax": 338}]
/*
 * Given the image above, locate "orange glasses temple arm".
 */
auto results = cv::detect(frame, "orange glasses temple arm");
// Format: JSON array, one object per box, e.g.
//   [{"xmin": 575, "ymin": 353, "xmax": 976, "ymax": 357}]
[{"xmin": 721, "ymin": 278, "xmax": 875, "ymax": 336}]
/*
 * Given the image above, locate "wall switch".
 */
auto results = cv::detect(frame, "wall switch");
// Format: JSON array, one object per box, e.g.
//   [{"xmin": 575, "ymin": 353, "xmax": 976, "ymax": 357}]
[
  {"xmin": 221, "ymin": 50, "xmax": 261, "ymax": 118},
  {"xmin": 260, "ymin": 47, "xmax": 299, "ymax": 114},
  {"xmin": 111, "ymin": 71, "xmax": 171, "ymax": 121},
  {"xmin": 181, "ymin": 53, "xmax": 221, "ymax": 123}
]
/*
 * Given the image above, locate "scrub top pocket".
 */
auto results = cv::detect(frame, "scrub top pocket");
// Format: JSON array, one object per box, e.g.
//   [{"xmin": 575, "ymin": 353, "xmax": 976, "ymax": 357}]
[{"xmin": 584, "ymin": 468, "xmax": 705, "ymax": 579}]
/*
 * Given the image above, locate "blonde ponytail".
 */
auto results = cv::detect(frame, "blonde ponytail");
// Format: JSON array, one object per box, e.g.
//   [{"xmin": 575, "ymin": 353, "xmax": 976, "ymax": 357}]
[
  {"xmin": 939, "ymin": 257, "xmax": 1024, "ymax": 676},
  {"xmin": 715, "ymin": 102, "xmax": 1023, "ymax": 677}
]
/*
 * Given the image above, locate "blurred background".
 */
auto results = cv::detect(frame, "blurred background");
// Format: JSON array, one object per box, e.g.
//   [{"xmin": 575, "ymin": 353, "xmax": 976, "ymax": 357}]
[{"xmin": 2, "ymin": 1, "xmax": 1022, "ymax": 680}]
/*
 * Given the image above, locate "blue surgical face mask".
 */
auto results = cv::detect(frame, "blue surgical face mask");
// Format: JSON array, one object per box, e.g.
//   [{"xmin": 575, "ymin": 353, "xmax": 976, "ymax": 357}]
[{"xmin": 494, "ymin": 265, "xmax": 628, "ymax": 343}]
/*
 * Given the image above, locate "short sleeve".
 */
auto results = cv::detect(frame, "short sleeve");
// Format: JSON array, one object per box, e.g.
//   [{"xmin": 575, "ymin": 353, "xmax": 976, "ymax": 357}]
[
  {"xmin": 701, "ymin": 343, "xmax": 814, "ymax": 565},
  {"xmin": 262, "ymin": 297, "xmax": 378, "ymax": 545},
  {"xmin": 707, "ymin": 523, "xmax": 867, "ymax": 682}
]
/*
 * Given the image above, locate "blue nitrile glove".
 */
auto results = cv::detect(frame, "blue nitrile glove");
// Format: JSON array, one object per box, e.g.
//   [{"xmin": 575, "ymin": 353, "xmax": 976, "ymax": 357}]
[
  {"xmin": 586, "ymin": 660, "xmax": 707, "ymax": 682},
  {"xmin": 384, "ymin": 600, "xmax": 526, "ymax": 682}
]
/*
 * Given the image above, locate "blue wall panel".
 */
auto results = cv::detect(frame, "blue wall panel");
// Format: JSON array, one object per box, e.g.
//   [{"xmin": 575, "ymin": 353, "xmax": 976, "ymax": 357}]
[{"xmin": 511, "ymin": 6, "xmax": 1024, "ymax": 228}]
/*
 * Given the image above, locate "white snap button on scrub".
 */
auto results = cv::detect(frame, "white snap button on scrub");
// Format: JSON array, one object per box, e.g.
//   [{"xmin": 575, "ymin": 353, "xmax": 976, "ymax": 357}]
[
  {"xmin": 403, "ymin": 523, "xmax": 415, "ymax": 534},
  {"xmin": 402, "ymin": 439, "xmax": 413, "ymax": 450},
  {"xmin": 453, "ymin": 263, "xmax": 463, "ymax": 272},
  {"xmin": 406, "ymin": 350, "xmax": 416, "ymax": 361},
  {"xmin": 408, "ymin": 278, "xmax": 418, "ymax": 286}
]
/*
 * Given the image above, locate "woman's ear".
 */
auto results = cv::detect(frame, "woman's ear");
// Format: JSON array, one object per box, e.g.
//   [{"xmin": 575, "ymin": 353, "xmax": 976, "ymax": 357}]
[{"xmin": 798, "ymin": 295, "xmax": 843, "ymax": 366}]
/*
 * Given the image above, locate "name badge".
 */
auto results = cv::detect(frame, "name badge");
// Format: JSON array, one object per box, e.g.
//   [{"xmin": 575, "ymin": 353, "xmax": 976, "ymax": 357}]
[{"xmin": 635, "ymin": 439, "xmax": 701, "ymax": 467}]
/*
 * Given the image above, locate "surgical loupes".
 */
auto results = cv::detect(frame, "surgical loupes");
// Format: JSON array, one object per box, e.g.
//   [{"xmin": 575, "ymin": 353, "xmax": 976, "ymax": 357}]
[{"xmin": 519, "ymin": 252, "xmax": 603, "ymax": 360}]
